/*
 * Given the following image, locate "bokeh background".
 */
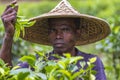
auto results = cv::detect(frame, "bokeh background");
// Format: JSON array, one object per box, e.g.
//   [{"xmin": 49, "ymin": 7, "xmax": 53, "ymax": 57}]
[{"xmin": 0, "ymin": 0, "xmax": 120, "ymax": 80}]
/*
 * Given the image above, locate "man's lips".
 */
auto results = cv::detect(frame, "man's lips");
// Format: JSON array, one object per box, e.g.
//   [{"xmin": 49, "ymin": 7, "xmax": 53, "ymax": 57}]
[
  {"xmin": 53, "ymin": 41, "xmax": 64, "ymax": 47},
  {"xmin": 54, "ymin": 43, "xmax": 64, "ymax": 47},
  {"xmin": 53, "ymin": 39, "xmax": 65, "ymax": 47}
]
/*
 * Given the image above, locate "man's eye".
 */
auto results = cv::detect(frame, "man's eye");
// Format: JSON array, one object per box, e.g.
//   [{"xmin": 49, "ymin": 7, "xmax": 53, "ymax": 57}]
[
  {"xmin": 49, "ymin": 28, "xmax": 56, "ymax": 33},
  {"xmin": 62, "ymin": 28, "xmax": 71, "ymax": 32}
]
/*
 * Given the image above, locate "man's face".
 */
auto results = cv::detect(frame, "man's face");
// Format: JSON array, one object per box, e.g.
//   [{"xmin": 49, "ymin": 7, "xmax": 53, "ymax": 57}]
[{"xmin": 48, "ymin": 18, "xmax": 77, "ymax": 54}]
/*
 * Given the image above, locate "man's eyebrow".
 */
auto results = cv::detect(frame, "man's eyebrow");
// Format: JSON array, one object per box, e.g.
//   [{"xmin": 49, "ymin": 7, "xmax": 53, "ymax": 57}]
[{"xmin": 58, "ymin": 23, "xmax": 71, "ymax": 26}]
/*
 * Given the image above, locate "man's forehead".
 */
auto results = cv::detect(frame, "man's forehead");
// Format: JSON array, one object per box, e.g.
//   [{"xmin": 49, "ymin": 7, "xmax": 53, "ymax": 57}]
[{"xmin": 48, "ymin": 18, "xmax": 80, "ymax": 30}]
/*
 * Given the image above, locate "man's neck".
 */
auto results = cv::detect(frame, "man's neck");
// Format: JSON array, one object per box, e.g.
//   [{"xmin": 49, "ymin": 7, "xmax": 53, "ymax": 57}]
[
  {"xmin": 69, "ymin": 47, "xmax": 76, "ymax": 56},
  {"xmin": 53, "ymin": 47, "xmax": 76, "ymax": 56}
]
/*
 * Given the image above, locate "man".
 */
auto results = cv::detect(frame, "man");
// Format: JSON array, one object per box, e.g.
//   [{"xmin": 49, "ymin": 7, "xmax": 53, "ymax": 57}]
[{"xmin": 0, "ymin": 0, "xmax": 110, "ymax": 80}]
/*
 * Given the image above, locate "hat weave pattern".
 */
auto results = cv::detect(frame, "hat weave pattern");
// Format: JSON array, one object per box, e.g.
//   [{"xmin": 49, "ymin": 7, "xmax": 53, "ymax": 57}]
[{"xmin": 21, "ymin": 0, "xmax": 110, "ymax": 45}]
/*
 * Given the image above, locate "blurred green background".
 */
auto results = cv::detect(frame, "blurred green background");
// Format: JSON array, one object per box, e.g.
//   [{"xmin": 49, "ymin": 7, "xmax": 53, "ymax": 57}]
[{"xmin": 0, "ymin": 0, "xmax": 120, "ymax": 80}]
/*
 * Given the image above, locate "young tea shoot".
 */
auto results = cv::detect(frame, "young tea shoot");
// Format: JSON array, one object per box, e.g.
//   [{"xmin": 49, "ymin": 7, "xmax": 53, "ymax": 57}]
[{"xmin": 10, "ymin": 2, "xmax": 36, "ymax": 41}]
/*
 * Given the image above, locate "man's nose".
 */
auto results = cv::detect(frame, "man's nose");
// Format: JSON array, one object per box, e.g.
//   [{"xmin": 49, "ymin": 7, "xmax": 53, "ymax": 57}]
[{"xmin": 56, "ymin": 30, "xmax": 63, "ymax": 39}]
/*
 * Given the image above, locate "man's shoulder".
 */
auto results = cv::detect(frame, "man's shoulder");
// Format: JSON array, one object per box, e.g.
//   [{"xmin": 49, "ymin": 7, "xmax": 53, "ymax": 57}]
[
  {"xmin": 76, "ymin": 49, "xmax": 103, "ymax": 66},
  {"xmin": 76, "ymin": 48, "xmax": 96, "ymax": 56},
  {"xmin": 76, "ymin": 48, "xmax": 97, "ymax": 61}
]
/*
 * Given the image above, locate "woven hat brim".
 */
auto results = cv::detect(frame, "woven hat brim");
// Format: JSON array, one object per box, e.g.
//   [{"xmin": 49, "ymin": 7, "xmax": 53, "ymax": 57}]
[{"xmin": 21, "ymin": 13, "xmax": 111, "ymax": 46}]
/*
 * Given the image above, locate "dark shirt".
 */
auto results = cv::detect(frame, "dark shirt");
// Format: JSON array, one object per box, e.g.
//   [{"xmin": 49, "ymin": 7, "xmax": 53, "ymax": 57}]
[
  {"xmin": 75, "ymin": 48, "xmax": 106, "ymax": 80},
  {"xmin": 18, "ymin": 48, "xmax": 106, "ymax": 80}
]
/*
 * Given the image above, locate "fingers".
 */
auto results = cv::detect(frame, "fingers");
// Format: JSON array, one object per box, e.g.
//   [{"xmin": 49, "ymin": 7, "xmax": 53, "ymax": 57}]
[
  {"xmin": 11, "ymin": 0, "xmax": 17, "ymax": 5},
  {"xmin": 1, "ymin": 0, "xmax": 18, "ymax": 27},
  {"xmin": 2, "ymin": 5, "xmax": 18, "ymax": 16},
  {"xmin": 3, "ymin": 0, "xmax": 17, "ymax": 13},
  {"xmin": 12, "ymin": 5, "xmax": 18, "ymax": 25},
  {"xmin": 1, "ymin": 0, "xmax": 18, "ymax": 20},
  {"xmin": 3, "ymin": 16, "xmax": 16, "ymax": 23},
  {"xmin": 2, "ymin": 10, "xmax": 16, "ymax": 20},
  {"xmin": 1, "ymin": 7, "xmax": 17, "ymax": 20},
  {"xmin": 2, "ymin": 7, "xmax": 13, "ymax": 15},
  {"xmin": 0, "ymin": 0, "xmax": 18, "ymax": 36}
]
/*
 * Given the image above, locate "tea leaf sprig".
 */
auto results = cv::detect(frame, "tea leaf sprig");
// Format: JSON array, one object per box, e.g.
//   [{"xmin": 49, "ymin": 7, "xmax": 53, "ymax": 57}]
[
  {"xmin": 14, "ymin": 16, "xmax": 35, "ymax": 41},
  {"xmin": 10, "ymin": 3, "xmax": 36, "ymax": 41}
]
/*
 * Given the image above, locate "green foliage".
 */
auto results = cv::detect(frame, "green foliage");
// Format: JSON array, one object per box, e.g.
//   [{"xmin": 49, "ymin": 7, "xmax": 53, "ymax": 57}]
[
  {"xmin": 0, "ymin": 52, "xmax": 97, "ymax": 80},
  {"xmin": 14, "ymin": 16, "xmax": 36, "ymax": 41},
  {"xmin": 0, "ymin": 59, "xmax": 11, "ymax": 80},
  {"xmin": 0, "ymin": 0, "xmax": 120, "ymax": 80},
  {"xmin": 93, "ymin": 1, "xmax": 120, "ymax": 79},
  {"xmin": 0, "ymin": 0, "xmax": 56, "ymax": 60}
]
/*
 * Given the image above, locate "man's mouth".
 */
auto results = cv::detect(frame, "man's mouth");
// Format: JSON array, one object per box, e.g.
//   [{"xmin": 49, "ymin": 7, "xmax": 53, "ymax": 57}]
[
  {"xmin": 53, "ymin": 39, "xmax": 65, "ymax": 47},
  {"xmin": 54, "ymin": 43, "xmax": 64, "ymax": 47}
]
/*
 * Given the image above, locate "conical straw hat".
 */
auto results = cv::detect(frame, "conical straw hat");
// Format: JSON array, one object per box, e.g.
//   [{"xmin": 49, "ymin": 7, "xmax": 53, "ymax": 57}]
[{"xmin": 21, "ymin": 0, "xmax": 111, "ymax": 45}]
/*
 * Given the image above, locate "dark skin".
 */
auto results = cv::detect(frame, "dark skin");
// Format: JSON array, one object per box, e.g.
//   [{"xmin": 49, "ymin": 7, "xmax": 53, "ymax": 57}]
[
  {"xmin": 0, "ymin": 1, "xmax": 80, "ymax": 66},
  {"xmin": 48, "ymin": 18, "xmax": 78, "ymax": 56},
  {"xmin": 0, "ymin": 0, "xmax": 18, "ymax": 66}
]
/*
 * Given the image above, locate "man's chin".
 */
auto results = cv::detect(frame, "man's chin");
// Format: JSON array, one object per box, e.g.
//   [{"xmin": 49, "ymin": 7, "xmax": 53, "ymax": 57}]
[{"xmin": 53, "ymin": 47, "xmax": 66, "ymax": 54}]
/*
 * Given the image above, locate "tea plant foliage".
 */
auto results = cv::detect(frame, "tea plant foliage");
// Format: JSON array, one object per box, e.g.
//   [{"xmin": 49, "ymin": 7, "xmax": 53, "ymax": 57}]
[{"xmin": 0, "ymin": 52, "xmax": 96, "ymax": 80}]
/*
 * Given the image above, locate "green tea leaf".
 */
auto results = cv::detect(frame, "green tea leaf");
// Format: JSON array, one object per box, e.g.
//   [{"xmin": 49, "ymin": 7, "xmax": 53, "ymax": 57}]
[
  {"xmin": 71, "ymin": 69, "xmax": 84, "ymax": 79},
  {"xmin": 14, "ymin": 16, "xmax": 36, "ymax": 41},
  {"xmin": 12, "ymin": 66, "xmax": 21, "ymax": 70},
  {"xmin": 35, "ymin": 51, "xmax": 45, "ymax": 57},
  {"xmin": 57, "ymin": 61, "xmax": 66, "ymax": 69},
  {"xmin": 69, "ymin": 56, "xmax": 83, "ymax": 64},
  {"xmin": 0, "ymin": 59, "xmax": 5, "ymax": 66},
  {"xmin": 49, "ymin": 67, "xmax": 57, "ymax": 80},
  {"xmin": 89, "ymin": 74, "xmax": 96, "ymax": 80},
  {"xmin": 63, "ymin": 53, "xmax": 71, "ymax": 58},
  {"xmin": 10, "ymin": 68, "xmax": 30, "ymax": 75},
  {"xmin": 25, "ymin": 21, "xmax": 36, "ymax": 27},
  {"xmin": 34, "ymin": 73, "xmax": 47, "ymax": 80},
  {"xmin": 0, "ymin": 67, "xmax": 5, "ymax": 75},
  {"xmin": 89, "ymin": 57, "xmax": 97, "ymax": 63},
  {"xmin": 17, "ymin": 72, "xmax": 30, "ymax": 80},
  {"xmin": 56, "ymin": 70, "xmax": 71, "ymax": 78},
  {"xmin": 19, "ymin": 55, "xmax": 36, "ymax": 66}
]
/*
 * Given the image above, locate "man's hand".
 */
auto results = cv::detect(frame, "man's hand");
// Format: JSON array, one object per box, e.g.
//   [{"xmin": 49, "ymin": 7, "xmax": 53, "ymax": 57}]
[
  {"xmin": 1, "ymin": 0, "xmax": 18, "ymax": 37},
  {"xmin": 0, "ymin": 0, "xmax": 18, "ymax": 66}
]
